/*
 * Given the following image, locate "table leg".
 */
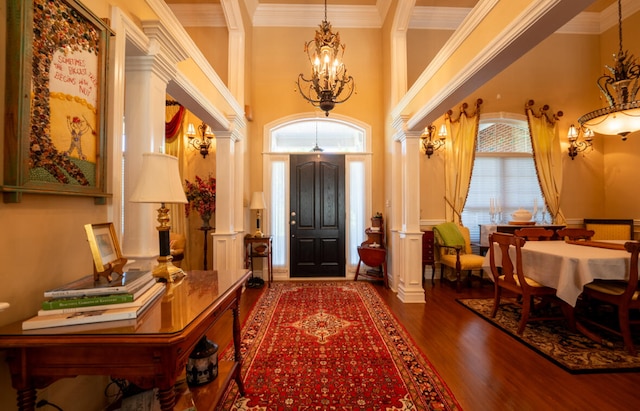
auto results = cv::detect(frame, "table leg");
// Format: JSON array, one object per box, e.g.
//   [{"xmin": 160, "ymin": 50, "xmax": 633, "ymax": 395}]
[
  {"xmin": 17, "ymin": 388, "xmax": 36, "ymax": 411},
  {"xmin": 157, "ymin": 387, "xmax": 175, "ymax": 411},
  {"xmin": 560, "ymin": 301, "xmax": 608, "ymax": 346},
  {"xmin": 232, "ymin": 302, "xmax": 246, "ymax": 396}
]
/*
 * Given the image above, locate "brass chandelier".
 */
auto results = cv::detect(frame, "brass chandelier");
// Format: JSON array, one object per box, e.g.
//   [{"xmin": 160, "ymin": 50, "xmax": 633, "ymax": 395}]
[
  {"xmin": 297, "ymin": 0, "xmax": 355, "ymax": 116},
  {"xmin": 578, "ymin": 0, "xmax": 640, "ymax": 139}
]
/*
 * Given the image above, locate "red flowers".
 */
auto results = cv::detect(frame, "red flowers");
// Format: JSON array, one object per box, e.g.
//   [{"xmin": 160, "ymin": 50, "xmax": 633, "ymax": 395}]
[{"xmin": 185, "ymin": 175, "xmax": 216, "ymax": 218}]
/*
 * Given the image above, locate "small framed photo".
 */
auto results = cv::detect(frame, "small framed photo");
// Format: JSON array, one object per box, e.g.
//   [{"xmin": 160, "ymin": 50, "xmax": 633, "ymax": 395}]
[{"xmin": 84, "ymin": 223, "xmax": 122, "ymax": 273}]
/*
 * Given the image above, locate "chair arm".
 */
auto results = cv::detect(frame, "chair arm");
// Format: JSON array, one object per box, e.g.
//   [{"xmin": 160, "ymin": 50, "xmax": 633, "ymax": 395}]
[{"xmin": 438, "ymin": 244, "xmax": 463, "ymax": 253}]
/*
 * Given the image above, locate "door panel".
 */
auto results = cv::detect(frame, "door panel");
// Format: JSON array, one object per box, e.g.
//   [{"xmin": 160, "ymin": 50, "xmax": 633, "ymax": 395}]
[{"xmin": 290, "ymin": 154, "xmax": 345, "ymax": 277}]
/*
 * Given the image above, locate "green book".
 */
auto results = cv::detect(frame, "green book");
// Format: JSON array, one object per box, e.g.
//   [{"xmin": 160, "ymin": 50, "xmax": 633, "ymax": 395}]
[{"xmin": 41, "ymin": 278, "xmax": 155, "ymax": 311}]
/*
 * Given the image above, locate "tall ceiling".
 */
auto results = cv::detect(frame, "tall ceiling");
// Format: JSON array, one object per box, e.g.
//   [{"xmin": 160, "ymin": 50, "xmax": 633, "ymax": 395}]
[
  {"xmin": 165, "ymin": 0, "xmax": 624, "ymax": 30},
  {"xmin": 164, "ymin": 1, "xmax": 617, "ymax": 13}
]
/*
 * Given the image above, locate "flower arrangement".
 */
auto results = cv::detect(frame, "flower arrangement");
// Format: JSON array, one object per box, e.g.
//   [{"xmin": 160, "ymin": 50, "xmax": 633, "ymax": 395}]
[{"xmin": 184, "ymin": 175, "xmax": 216, "ymax": 219}]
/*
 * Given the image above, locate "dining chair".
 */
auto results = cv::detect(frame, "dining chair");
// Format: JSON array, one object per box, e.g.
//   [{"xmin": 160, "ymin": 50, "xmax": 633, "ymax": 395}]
[
  {"xmin": 434, "ymin": 222, "xmax": 485, "ymax": 292},
  {"xmin": 488, "ymin": 232, "xmax": 564, "ymax": 335},
  {"xmin": 555, "ymin": 228, "xmax": 595, "ymax": 241},
  {"xmin": 579, "ymin": 241, "xmax": 640, "ymax": 355},
  {"xmin": 513, "ymin": 227, "xmax": 554, "ymax": 241}
]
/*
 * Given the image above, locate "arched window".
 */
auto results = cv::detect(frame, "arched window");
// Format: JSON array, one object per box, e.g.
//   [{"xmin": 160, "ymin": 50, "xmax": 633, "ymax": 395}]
[
  {"xmin": 462, "ymin": 114, "xmax": 544, "ymax": 243},
  {"xmin": 270, "ymin": 118, "xmax": 365, "ymax": 153}
]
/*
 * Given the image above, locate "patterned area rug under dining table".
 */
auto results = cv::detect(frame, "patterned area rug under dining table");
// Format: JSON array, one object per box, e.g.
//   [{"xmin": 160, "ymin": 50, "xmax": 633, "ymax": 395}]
[
  {"xmin": 220, "ymin": 282, "xmax": 461, "ymax": 410},
  {"xmin": 458, "ymin": 297, "xmax": 640, "ymax": 374}
]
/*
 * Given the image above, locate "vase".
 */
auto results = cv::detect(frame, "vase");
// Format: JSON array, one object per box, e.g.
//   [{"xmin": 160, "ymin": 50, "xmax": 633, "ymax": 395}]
[{"xmin": 200, "ymin": 213, "xmax": 212, "ymax": 230}]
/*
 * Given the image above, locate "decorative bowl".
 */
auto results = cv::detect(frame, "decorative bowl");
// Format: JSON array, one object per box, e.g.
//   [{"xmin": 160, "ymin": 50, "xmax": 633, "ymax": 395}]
[{"xmin": 511, "ymin": 208, "xmax": 532, "ymax": 222}]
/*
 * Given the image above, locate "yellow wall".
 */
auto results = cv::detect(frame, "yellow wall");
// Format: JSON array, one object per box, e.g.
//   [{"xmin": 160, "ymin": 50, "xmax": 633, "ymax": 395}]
[{"xmin": 2, "ymin": 2, "xmax": 640, "ymax": 409}]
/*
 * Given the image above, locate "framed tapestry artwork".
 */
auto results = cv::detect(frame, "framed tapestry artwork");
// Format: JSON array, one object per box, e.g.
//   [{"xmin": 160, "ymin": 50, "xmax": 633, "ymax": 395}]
[{"xmin": 3, "ymin": 0, "xmax": 112, "ymax": 203}]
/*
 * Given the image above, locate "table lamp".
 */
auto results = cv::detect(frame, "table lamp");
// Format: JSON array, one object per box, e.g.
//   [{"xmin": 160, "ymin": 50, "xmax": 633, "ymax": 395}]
[
  {"xmin": 130, "ymin": 152, "xmax": 188, "ymax": 282},
  {"xmin": 249, "ymin": 191, "xmax": 266, "ymax": 237}
]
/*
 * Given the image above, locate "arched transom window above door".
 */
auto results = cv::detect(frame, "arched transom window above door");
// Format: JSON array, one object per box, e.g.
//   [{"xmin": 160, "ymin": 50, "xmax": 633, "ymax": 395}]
[{"xmin": 270, "ymin": 117, "xmax": 366, "ymax": 153}]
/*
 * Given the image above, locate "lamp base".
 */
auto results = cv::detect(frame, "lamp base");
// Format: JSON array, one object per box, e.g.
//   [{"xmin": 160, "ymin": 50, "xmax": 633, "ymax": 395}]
[
  {"xmin": 153, "ymin": 256, "xmax": 185, "ymax": 282},
  {"xmin": 254, "ymin": 230, "xmax": 264, "ymax": 238}
]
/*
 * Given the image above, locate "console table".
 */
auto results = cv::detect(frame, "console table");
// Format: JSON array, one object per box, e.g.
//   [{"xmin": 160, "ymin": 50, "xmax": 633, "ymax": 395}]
[{"xmin": 0, "ymin": 269, "xmax": 251, "ymax": 411}]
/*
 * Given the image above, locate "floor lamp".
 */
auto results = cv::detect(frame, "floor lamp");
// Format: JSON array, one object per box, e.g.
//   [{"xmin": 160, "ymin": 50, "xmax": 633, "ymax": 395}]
[
  {"xmin": 250, "ymin": 191, "xmax": 266, "ymax": 237},
  {"xmin": 130, "ymin": 152, "xmax": 188, "ymax": 282}
]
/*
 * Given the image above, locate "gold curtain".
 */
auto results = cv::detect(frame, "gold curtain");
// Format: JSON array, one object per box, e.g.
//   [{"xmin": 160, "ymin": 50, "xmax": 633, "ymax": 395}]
[
  {"xmin": 165, "ymin": 102, "xmax": 188, "ymax": 255},
  {"xmin": 525, "ymin": 100, "xmax": 566, "ymax": 225},
  {"xmin": 444, "ymin": 99, "xmax": 482, "ymax": 224}
]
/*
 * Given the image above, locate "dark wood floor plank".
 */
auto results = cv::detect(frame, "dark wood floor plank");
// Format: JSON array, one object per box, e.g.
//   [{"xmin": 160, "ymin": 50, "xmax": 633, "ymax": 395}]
[{"xmin": 211, "ymin": 281, "xmax": 640, "ymax": 411}]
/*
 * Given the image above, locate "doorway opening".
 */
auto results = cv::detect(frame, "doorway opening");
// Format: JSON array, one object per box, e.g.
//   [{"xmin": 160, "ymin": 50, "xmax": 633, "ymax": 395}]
[{"xmin": 263, "ymin": 114, "xmax": 372, "ymax": 279}]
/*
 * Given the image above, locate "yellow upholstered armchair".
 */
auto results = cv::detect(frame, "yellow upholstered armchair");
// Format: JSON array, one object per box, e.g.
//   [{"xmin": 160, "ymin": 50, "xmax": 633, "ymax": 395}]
[
  {"xmin": 433, "ymin": 222, "xmax": 485, "ymax": 292},
  {"xmin": 170, "ymin": 232, "xmax": 186, "ymax": 268}
]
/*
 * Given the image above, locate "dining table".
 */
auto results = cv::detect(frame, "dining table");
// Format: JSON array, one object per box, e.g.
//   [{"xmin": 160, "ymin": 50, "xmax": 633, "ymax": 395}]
[
  {"xmin": 482, "ymin": 240, "xmax": 632, "ymax": 307},
  {"xmin": 482, "ymin": 239, "xmax": 634, "ymax": 343}
]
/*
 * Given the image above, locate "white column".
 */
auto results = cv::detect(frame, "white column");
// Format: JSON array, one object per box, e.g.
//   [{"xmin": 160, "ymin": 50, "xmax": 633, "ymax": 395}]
[
  {"xmin": 121, "ymin": 21, "xmax": 188, "ymax": 270},
  {"xmin": 211, "ymin": 125, "xmax": 243, "ymax": 276},
  {"xmin": 121, "ymin": 55, "xmax": 174, "ymax": 270},
  {"xmin": 393, "ymin": 119, "xmax": 425, "ymax": 303}
]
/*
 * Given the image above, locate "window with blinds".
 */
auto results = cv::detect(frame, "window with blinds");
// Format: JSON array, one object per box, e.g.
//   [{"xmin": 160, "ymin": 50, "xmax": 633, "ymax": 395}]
[{"xmin": 461, "ymin": 118, "xmax": 544, "ymax": 243}]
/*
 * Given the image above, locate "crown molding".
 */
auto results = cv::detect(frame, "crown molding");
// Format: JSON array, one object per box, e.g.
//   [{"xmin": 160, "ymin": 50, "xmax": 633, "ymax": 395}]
[
  {"xmin": 252, "ymin": 4, "xmax": 382, "ymax": 28},
  {"xmin": 168, "ymin": 2, "xmax": 638, "ymax": 34},
  {"xmin": 168, "ymin": 4, "xmax": 226, "ymax": 27}
]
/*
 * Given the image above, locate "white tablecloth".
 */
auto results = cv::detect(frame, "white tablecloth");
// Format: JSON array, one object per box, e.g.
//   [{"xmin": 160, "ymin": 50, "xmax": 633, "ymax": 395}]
[{"xmin": 482, "ymin": 240, "xmax": 631, "ymax": 306}]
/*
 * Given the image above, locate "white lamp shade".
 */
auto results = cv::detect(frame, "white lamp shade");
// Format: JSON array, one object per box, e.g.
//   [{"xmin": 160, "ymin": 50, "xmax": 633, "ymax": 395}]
[
  {"xmin": 130, "ymin": 153, "xmax": 188, "ymax": 204},
  {"xmin": 249, "ymin": 191, "xmax": 266, "ymax": 210}
]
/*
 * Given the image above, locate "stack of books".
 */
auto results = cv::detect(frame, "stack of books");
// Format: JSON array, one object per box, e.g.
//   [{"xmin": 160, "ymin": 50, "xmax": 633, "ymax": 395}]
[{"xmin": 22, "ymin": 270, "xmax": 165, "ymax": 331}]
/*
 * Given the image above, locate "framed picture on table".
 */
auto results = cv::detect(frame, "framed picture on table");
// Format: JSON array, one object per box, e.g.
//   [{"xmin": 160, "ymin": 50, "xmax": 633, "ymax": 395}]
[
  {"xmin": 84, "ymin": 223, "xmax": 127, "ymax": 281},
  {"xmin": 2, "ymin": 0, "xmax": 113, "ymax": 204}
]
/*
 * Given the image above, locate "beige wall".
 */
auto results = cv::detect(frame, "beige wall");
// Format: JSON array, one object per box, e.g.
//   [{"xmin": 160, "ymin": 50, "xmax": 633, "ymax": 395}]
[{"xmin": 2, "ymin": 2, "xmax": 640, "ymax": 409}]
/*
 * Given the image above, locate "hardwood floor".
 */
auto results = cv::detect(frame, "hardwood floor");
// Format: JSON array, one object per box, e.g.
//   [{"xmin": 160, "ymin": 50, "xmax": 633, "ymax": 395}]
[{"xmin": 211, "ymin": 280, "xmax": 640, "ymax": 411}]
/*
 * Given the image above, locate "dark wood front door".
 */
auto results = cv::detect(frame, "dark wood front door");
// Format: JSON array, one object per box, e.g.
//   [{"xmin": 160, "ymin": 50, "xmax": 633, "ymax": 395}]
[{"xmin": 290, "ymin": 154, "xmax": 345, "ymax": 277}]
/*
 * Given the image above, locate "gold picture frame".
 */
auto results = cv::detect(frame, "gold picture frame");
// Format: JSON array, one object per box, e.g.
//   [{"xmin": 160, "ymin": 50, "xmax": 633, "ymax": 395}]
[
  {"xmin": 84, "ymin": 223, "xmax": 127, "ymax": 282},
  {"xmin": 3, "ymin": 0, "xmax": 112, "ymax": 204}
]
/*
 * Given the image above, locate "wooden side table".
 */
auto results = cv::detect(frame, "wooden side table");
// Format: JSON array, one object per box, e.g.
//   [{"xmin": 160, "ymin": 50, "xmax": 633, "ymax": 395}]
[{"xmin": 244, "ymin": 235, "xmax": 273, "ymax": 287}]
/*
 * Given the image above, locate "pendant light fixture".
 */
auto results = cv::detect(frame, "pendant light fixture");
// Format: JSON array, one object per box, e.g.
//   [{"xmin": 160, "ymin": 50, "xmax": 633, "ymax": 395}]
[
  {"xmin": 297, "ymin": 0, "xmax": 355, "ymax": 116},
  {"xmin": 578, "ymin": 0, "xmax": 640, "ymax": 139}
]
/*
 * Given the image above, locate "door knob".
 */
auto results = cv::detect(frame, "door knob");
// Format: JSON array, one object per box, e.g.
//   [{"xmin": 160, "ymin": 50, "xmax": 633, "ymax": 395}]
[{"xmin": 291, "ymin": 220, "xmax": 296, "ymax": 225}]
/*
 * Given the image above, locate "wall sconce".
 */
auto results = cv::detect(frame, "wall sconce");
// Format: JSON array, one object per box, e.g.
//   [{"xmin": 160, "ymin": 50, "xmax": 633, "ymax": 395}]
[
  {"xmin": 567, "ymin": 124, "xmax": 594, "ymax": 160},
  {"xmin": 421, "ymin": 124, "xmax": 447, "ymax": 158},
  {"xmin": 186, "ymin": 121, "xmax": 215, "ymax": 158}
]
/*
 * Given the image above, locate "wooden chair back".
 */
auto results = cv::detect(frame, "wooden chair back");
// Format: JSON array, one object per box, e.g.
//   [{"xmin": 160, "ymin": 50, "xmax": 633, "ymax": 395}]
[
  {"xmin": 555, "ymin": 228, "xmax": 595, "ymax": 241},
  {"xmin": 514, "ymin": 227, "xmax": 554, "ymax": 241},
  {"xmin": 488, "ymin": 232, "xmax": 562, "ymax": 334},
  {"xmin": 488, "ymin": 232, "xmax": 526, "ymax": 287},
  {"xmin": 581, "ymin": 241, "xmax": 640, "ymax": 355}
]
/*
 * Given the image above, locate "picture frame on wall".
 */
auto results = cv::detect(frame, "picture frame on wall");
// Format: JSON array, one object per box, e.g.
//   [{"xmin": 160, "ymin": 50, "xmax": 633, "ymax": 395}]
[{"xmin": 2, "ymin": 0, "xmax": 113, "ymax": 204}]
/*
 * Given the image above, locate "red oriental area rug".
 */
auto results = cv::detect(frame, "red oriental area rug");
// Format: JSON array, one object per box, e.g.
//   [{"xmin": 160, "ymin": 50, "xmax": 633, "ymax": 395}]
[{"xmin": 220, "ymin": 282, "xmax": 461, "ymax": 410}]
